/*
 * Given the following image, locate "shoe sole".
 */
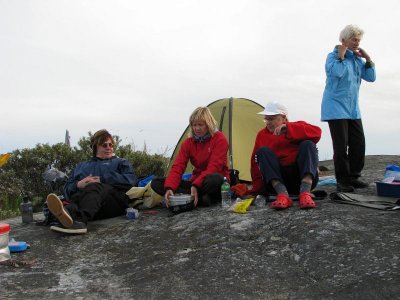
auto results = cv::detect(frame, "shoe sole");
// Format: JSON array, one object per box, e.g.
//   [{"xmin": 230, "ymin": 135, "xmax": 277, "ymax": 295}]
[
  {"xmin": 270, "ymin": 199, "xmax": 293, "ymax": 210},
  {"xmin": 299, "ymin": 202, "xmax": 316, "ymax": 209},
  {"xmin": 50, "ymin": 226, "xmax": 87, "ymax": 234},
  {"xmin": 47, "ymin": 194, "xmax": 73, "ymax": 228}
]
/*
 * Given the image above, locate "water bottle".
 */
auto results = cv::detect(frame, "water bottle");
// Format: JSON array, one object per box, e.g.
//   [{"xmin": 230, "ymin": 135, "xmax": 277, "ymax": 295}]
[
  {"xmin": 0, "ymin": 223, "xmax": 11, "ymax": 262},
  {"xmin": 254, "ymin": 195, "xmax": 266, "ymax": 207},
  {"xmin": 221, "ymin": 177, "xmax": 231, "ymax": 208},
  {"xmin": 20, "ymin": 196, "xmax": 33, "ymax": 223}
]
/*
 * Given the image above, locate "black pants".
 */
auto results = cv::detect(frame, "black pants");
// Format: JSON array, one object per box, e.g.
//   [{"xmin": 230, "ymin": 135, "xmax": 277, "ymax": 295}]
[
  {"xmin": 328, "ymin": 119, "xmax": 365, "ymax": 183},
  {"xmin": 256, "ymin": 140, "xmax": 319, "ymax": 195},
  {"xmin": 151, "ymin": 173, "xmax": 224, "ymax": 205},
  {"xmin": 66, "ymin": 183, "xmax": 129, "ymax": 223}
]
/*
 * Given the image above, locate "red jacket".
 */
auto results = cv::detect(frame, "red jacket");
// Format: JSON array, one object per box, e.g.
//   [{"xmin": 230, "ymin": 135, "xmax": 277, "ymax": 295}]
[
  {"xmin": 165, "ymin": 131, "xmax": 230, "ymax": 191},
  {"xmin": 250, "ymin": 121, "xmax": 321, "ymax": 193}
]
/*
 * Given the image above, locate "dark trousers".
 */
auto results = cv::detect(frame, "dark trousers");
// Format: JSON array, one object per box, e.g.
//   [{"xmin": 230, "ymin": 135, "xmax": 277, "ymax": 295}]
[
  {"xmin": 328, "ymin": 119, "xmax": 365, "ymax": 182},
  {"xmin": 151, "ymin": 173, "xmax": 224, "ymax": 205},
  {"xmin": 66, "ymin": 183, "xmax": 129, "ymax": 223},
  {"xmin": 256, "ymin": 140, "xmax": 319, "ymax": 195}
]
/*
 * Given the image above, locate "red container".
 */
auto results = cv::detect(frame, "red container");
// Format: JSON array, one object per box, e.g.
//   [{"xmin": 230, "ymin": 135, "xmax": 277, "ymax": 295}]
[{"xmin": 0, "ymin": 223, "xmax": 11, "ymax": 262}]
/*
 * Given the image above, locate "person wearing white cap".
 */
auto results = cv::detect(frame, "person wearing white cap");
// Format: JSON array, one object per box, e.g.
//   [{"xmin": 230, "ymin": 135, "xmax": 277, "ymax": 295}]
[
  {"xmin": 321, "ymin": 24, "xmax": 376, "ymax": 192},
  {"xmin": 249, "ymin": 102, "xmax": 322, "ymax": 209}
]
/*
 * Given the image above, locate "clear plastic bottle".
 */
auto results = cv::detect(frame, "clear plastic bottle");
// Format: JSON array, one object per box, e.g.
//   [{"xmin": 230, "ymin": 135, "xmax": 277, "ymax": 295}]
[
  {"xmin": 221, "ymin": 177, "xmax": 231, "ymax": 208},
  {"xmin": 254, "ymin": 194, "xmax": 266, "ymax": 207},
  {"xmin": 20, "ymin": 196, "xmax": 33, "ymax": 223}
]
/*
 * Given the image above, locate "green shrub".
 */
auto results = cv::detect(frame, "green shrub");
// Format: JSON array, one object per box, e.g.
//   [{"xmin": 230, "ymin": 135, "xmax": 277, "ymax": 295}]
[{"xmin": 0, "ymin": 132, "xmax": 170, "ymax": 220}]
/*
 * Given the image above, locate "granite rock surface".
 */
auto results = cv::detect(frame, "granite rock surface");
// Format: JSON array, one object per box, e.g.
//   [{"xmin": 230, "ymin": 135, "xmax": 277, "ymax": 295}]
[{"xmin": 1, "ymin": 155, "xmax": 399, "ymax": 300}]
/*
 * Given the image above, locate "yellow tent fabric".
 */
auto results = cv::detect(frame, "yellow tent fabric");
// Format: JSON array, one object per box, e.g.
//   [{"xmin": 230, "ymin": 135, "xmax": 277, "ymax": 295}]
[{"xmin": 166, "ymin": 98, "xmax": 264, "ymax": 182}]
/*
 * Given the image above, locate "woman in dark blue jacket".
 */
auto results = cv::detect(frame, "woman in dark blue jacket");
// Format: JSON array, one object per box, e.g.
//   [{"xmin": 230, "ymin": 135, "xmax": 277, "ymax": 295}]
[{"xmin": 47, "ymin": 129, "xmax": 137, "ymax": 234}]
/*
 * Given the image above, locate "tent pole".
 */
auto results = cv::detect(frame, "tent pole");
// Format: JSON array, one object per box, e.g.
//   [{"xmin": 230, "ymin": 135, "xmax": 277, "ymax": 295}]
[{"xmin": 219, "ymin": 107, "xmax": 226, "ymax": 131}]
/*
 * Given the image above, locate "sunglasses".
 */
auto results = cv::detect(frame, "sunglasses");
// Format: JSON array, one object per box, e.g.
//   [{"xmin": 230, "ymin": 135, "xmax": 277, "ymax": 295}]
[
  {"xmin": 264, "ymin": 115, "xmax": 279, "ymax": 122},
  {"xmin": 100, "ymin": 142, "xmax": 114, "ymax": 148}
]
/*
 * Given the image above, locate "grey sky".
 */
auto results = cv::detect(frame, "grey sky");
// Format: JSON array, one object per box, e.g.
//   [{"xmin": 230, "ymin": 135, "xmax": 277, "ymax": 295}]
[{"xmin": 1, "ymin": 0, "xmax": 399, "ymax": 160}]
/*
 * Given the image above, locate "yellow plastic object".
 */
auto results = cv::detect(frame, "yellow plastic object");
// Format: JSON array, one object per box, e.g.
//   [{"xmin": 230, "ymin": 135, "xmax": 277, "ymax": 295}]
[
  {"xmin": 232, "ymin": 198, "xmax": 253, "ymax": 214},
  {"xmin": 0, "ymin": 153, "xmax": 11, "ymax": 167}
]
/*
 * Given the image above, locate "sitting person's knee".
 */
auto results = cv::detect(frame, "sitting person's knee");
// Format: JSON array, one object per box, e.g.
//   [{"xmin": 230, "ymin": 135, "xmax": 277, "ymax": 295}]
[
  {"xmin": 256, "ymin": 146, "xmax": 273, "ymax": 157},
  {"xmin": 299, "ymin": 140, "xmax": 317, "ymax": 149}
]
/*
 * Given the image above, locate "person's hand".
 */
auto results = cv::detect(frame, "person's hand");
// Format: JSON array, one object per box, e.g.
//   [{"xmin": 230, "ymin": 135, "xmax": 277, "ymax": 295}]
[
  {"xmin": 338, "ymin": 43, "xmax": 348, "ymax": 60},
  {"xmin": 164, "ymin": 189, "xmax": 174, "ymax": 208},
  {"xmin": 77, "ymin": 175, "xmax": 100, "ymax": 189},
  {"xmin": 191, "ymin": 186, "xmax": 199, "ymax": 207},
  {"xmin": 354, "ymin": 47, "xmax": 371, "ymax": 61},
  {"xmin": 273, "ymin": 124, "xmax": 287, "ymax": 135}
]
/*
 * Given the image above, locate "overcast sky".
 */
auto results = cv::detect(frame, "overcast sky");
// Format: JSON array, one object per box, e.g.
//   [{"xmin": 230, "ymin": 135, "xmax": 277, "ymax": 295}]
[{"xmin": 1, "ymin": 0, "xmax": 399, "ymax": 160}]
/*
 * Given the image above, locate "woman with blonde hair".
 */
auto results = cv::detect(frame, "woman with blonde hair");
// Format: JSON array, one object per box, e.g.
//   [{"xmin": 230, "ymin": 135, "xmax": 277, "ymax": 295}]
[{"xmin": 151, "ymin": 106, "xmax": 230, "ymax": 209}]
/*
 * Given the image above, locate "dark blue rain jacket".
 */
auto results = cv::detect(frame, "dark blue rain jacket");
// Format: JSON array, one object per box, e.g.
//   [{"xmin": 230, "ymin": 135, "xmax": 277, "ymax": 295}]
[{"xmin": 64, "ymin": 156, "xmax": 136, "ymax": 199}]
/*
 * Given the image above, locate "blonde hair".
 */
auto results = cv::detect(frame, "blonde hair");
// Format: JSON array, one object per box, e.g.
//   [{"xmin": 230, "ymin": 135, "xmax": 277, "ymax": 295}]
[
  {"xmin": 339, "ymin": 24, "xmax": 364, "ymax": 42},
  {"xmin": 188, "ymin": 107, "xmax": 218, "ymax": 137}
]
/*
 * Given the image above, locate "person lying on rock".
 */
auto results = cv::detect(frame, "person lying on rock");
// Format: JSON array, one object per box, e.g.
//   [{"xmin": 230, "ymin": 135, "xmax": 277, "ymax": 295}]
[
  {"xmin": 151, "ymin": 106, "xmax": 230, "ymax": 210},
  {"xmin": 47, "ymin": 129, "xmax": 137, "ymax": 234},
  {"xmin": 249, "ymin": 102, "xmax": 321, "ymax": 209}
]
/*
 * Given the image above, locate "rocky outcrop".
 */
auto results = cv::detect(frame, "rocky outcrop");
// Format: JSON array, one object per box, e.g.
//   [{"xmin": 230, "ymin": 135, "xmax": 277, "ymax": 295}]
[{"xmin": 1, "ymin": 155, "xmax": 399, "ymax": 299}]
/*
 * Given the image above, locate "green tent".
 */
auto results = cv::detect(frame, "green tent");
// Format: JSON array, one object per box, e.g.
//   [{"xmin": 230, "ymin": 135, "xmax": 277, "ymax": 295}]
[{"xmin": 166, "ymin": 97, "xmax": 265, "ymax": 182}]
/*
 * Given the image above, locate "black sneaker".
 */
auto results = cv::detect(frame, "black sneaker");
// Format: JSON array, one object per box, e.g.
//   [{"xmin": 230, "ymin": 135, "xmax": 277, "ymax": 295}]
[
  {"xmin": 350, "ymin": 178, "xmax": 369, "ymax": 188},
  {"xmin": 50, "ymin": 221, "xmax": 87, "ymax": 234},
  {"xmin": 337, "ymin": 182, "xmax": 355, "ymax": 193}
]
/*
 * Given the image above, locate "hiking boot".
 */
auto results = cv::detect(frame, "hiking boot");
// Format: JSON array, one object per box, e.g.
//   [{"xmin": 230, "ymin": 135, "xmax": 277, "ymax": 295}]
[
  {"xmin": 50, "ymin": 221, "xmax": 87, "ymax": 234},
  {"xmin": 299, "ymin": 192, "xmax": 315, "ymax": 209},
  {"xmin": 46, "ymin": 193, "xmax": 73, "ymax": 228},
  {"xmin": 350, "ymin": 178, "xmax": 369, "ymax": 188},
  {"xmin": 336, "ymin": 182, "xmax": 355, "ymax": 193},
  {"xmin": 270, "ymin": 193, "xmax": 293, "ymax": 210}
]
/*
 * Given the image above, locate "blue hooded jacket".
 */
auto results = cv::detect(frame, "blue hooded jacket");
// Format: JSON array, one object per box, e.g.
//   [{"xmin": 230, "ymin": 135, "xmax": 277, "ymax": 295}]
[
  {"xmin": 64, "ymin": 156, "xmax": 137, "ymax": 199},
  {"xmin": 321, "ymin": 46, "xmax": 376, "ymax": 121}
]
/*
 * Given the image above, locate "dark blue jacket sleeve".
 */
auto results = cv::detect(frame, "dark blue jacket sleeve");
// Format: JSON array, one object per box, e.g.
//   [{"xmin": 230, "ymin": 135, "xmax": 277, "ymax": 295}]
[
  {"xmin": 101, "ymin": 158, "xmax": 137, "ymax": 189},
  {"xmin": 63, "ymin": 157, "xmax": 137, "ymax": 199},
  {"xmin": 63, "ymin": 163, "xmax": 83, "ymax": 199}
]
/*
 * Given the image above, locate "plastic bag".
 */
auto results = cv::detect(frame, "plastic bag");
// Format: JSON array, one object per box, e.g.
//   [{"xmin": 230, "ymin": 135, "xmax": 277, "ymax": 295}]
[
  {"xmin": 230, "ymin": 198, "xmax": 253, "ymax": 214},
  {"xmin": 384, "ymin": 165, "xmax": 400, "ymax": 181}
]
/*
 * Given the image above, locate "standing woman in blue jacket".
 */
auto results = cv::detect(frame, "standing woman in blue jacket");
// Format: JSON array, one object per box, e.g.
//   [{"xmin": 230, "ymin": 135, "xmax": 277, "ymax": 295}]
[
  {"xmin": 321, "ymin": 24, "xmax": 376, "ymax": 192},
  {"xmin": 47, "ymin": 129, "xmax": 137, "ymax": 234}
]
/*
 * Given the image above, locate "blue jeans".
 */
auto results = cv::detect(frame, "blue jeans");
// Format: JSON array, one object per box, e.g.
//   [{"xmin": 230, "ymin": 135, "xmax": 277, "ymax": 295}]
[{"xmin": 256, "ymin": 140, "xmax": 319, "ymax": 195}]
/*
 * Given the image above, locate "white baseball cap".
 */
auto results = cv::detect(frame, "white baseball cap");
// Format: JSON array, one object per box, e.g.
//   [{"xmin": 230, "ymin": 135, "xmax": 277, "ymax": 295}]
[{"xmin": 257, "ymin": 102, "xmax": 288, "ymax": 116}]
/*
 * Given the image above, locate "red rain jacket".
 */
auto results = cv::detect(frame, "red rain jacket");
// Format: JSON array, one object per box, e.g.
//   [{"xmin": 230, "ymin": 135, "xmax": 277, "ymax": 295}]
[
  {"xmin": 249, "ymin": 121, "xmax": 321, "ymax": 194},
  {"xmin": 165, "ymin": 131, "xmax": 230, "ymax": 191}
]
